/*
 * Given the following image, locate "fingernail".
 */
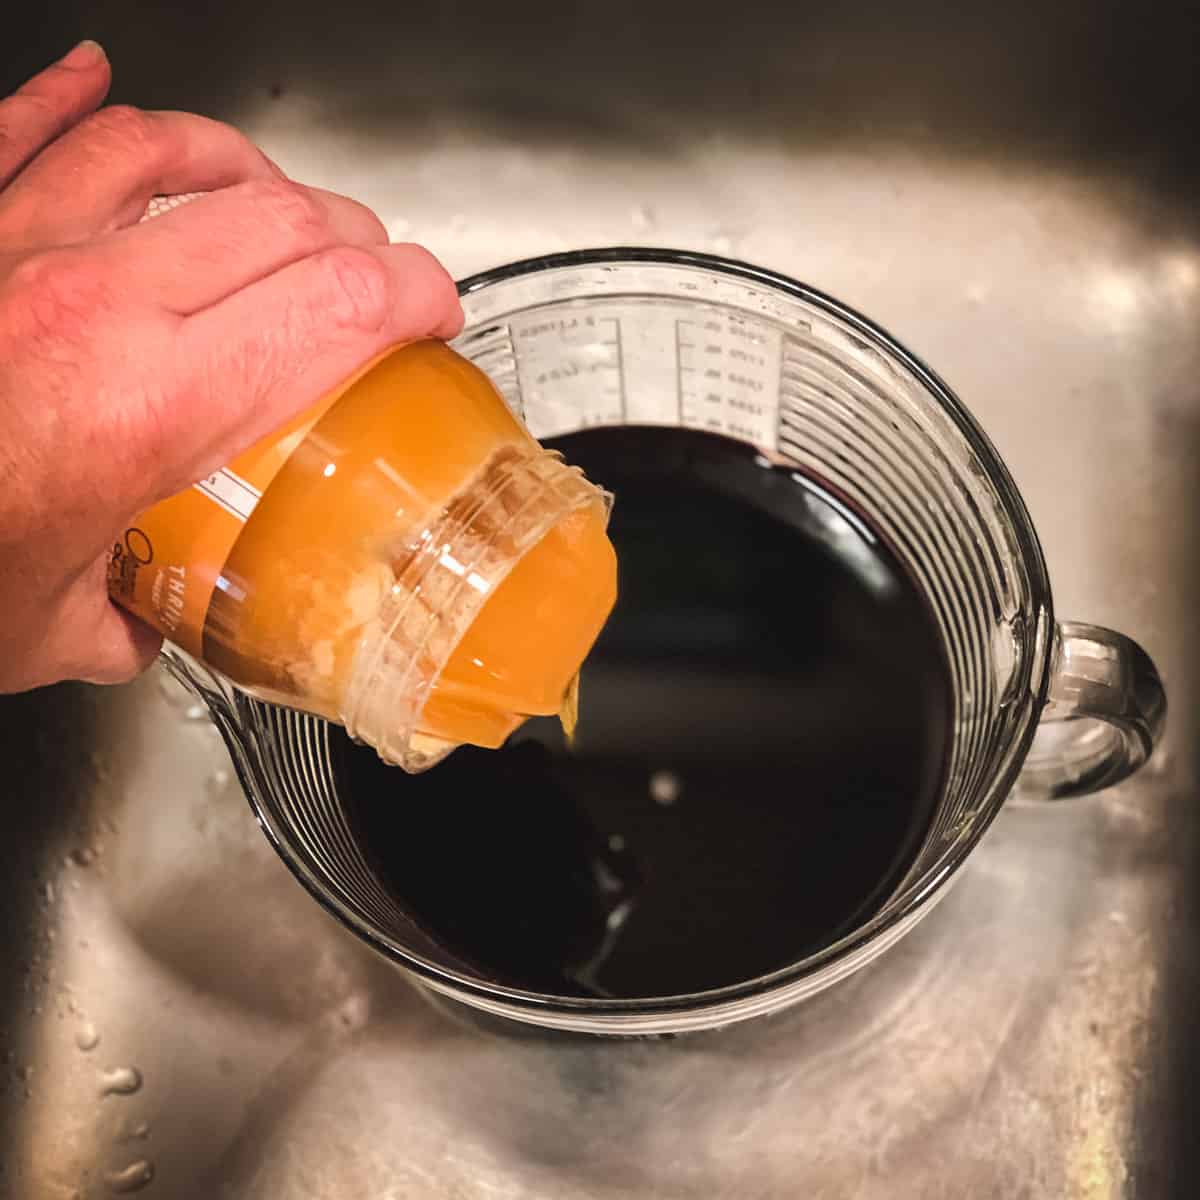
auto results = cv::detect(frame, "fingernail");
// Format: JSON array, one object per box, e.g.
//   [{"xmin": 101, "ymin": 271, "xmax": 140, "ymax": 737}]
[{"xmin": 61, "ymin": 40, "xmax": 107, "ymax": 70}]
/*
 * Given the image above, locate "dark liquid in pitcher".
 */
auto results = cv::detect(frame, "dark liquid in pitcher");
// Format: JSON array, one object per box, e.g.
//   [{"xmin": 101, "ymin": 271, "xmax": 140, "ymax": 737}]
[{"xmin": 335, "ymin": 427, "xmax": 952, "ymax": 999}]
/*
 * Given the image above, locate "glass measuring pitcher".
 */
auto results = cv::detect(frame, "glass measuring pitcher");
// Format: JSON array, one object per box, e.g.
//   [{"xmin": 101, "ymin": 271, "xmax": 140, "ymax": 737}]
[{"xmin": 167, "ymin": 248, "xmax": 1165, "ymax": 1034}]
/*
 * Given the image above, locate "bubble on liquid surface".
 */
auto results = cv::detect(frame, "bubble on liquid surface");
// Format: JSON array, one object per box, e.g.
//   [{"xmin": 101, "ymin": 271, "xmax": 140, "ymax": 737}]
[
  {"xmin": 99, "ymin": 1066, "xmax": 142, "ymax": 1096},
  {"xmin": 104, "ymin": 1160, "xmax": 154, "ymax": 1193},
  {"xmin": 75, "ymin": 1023, "xmax": 100, "ymax": 1052},
  {"xmin": 649, "ymin": 770, "xmax": 682, "ymax": 806}
]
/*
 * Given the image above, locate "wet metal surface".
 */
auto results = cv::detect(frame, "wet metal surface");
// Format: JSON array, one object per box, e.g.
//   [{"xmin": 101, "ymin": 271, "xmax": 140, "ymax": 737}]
[{"xmin": 2, "ymin": 3, "xmax": 1199, "ymax": 1196}]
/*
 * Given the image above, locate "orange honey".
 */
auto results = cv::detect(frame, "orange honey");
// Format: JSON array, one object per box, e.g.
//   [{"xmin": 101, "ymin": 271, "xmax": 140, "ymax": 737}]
[{"xmin": 109, "ymin": 341, "xmax": 616, "ymax": 770}]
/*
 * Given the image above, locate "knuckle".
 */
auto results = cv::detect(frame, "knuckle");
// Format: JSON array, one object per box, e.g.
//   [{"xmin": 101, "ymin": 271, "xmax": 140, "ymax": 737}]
[
  {"xmin": 357, "ymin": 203, "xmax": 389, "ymax": 245},
  {"xmin": 0, "ymin": 95, "xmax": 55, "ymax": 170},
  {"xmin": 391, "ymin": 242, "xmax": 462, "ymax": 332},
  {"xmin": 317, "ymin": 246, "xmax": 391, "ymax": 331},
  {"xmin": 20, "ymin": 89, "xmax": 59, "ymax": 120},
  {"xmin": 4, "ymin": 250, "xmax": 110, "ymax": 341},
  {"xmin": 393, "ymin": 241, "xmax": 443, "ymax": 273},
  {"xmin": 83, "ymin": 104, "xmax": 155, "ymax": 153},
  {"xmin": 245, "ymin": 178, "xmax": 325, "ymax": 242},
  {"xmin": 2, "ymin": 92, "xmax": 55, "ymax": 133},
  {"xmin": 85, "ymin": 103, "xmax": 153, "ymax": 148},
  {"xmin": 0, "ymin": 122, "xmax": 19, "ymax": 169},
  {"xmin": 63, "ymin": 107, "xmax": 161, "ymax": 208}
]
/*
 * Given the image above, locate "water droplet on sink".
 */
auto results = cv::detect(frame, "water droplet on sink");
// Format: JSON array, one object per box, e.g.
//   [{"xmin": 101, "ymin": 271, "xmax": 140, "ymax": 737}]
[
  {"xmin": 630, "ymin": 204, "xmax": 655, "ymax": 232},
  {"xmin": 333, "ymin": 992, "xmax": 369, "ymax": 1033},
  {"xmin": 116, "ymin": 1118, "xmax": 151, "ymax": 1143},
  {"xmin": 89, "ymin": 748, "xmax": 112, "ymax": 782},
  {"xmin": 69, "ymin": 847, "xmax": 96, "ymax": 868},
  {"xmin": 649, "ymin": 770, "xmax": 682, "ymax": 806},
  {"xmin": 99, "ymin": 1066, "xmax": 142, "ymax": 1096},
  {"xmin": 75, "ymin": 1023, "xmax": 100, "ymax": 1052},
  {"xmin": 206, "ymin": 767, "xmax": 232, "ymax": 795},
  {"xmin": 104, "ymin": 1160, "xmax": 154, "ymax": 1193}
]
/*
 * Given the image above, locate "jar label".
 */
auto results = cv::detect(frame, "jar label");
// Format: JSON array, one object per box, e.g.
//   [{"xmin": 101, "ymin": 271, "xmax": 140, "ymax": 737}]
[{"xmin": 106, "ymin": 352, "xmax": 389, "ymax": 657}]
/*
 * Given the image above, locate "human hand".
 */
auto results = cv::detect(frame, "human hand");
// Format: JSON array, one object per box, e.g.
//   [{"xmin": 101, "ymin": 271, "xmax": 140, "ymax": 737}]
[{"xmin": 0, "ymin": 42, "xmax": 463, "ymax": 693}]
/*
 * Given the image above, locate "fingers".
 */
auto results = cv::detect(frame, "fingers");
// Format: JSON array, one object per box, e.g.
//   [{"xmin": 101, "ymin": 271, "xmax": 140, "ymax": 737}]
[
  {"xmin": 162, "ymin": 243, "xmax": 463, "ymax": 493},
  {"xmin": 0, "ymin": 41, "xmax": 112, "ymax": 191},
  {"xmin": 94, "ymin": 179, "xmax": 389, "ymax": 313},
  {"xmin": 0, "ymin": 107, "xmax": 280, "ymax": 249},
  {"xmin": 6, "ymin": 558, "xmax": 163, "ymax": 691},
  {"xmin": 74, "ymin": 601, "xmax": 164, "ymax": 685}
]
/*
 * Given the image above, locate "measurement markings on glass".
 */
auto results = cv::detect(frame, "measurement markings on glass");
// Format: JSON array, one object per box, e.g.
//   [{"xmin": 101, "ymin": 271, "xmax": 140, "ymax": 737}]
[
  {"xmin": 509, "ymin": 304, "xmax": 783, "ymax": 446},
  {"xmin": 675, "ymin": 314, "xmax": 783, "ymax": 450},
  {"xmin": 674, "ymin": 321, "xmax": 691, "ymax": 426},
  {"xmin": 511, "ymin": 312, "xmax": 626, "ymax": 438}
]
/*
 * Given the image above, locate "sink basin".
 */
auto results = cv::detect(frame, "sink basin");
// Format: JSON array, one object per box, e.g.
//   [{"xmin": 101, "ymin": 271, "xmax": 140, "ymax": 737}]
[{"xmin": 2, "ymin": 2, "xmax": 1198, "ymax": 1195}]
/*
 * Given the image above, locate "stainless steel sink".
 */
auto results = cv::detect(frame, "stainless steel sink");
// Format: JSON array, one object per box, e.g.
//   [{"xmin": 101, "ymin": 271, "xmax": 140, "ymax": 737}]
[{"xmin": 3, "ymin": 2, "xmax": 1198, "ymax": 1195}]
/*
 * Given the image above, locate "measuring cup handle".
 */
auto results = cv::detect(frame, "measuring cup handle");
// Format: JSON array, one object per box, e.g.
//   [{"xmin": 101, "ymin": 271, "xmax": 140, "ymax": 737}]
[{"xmin": 1017, "ymin": 621, "xmax": 1166, "ymax": 799}]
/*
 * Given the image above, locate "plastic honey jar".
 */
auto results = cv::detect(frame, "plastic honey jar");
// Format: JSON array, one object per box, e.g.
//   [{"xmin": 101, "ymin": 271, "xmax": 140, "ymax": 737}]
[{"xmin": 107, "ymin": 340, "xmax": 617, "ymax": 771}]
